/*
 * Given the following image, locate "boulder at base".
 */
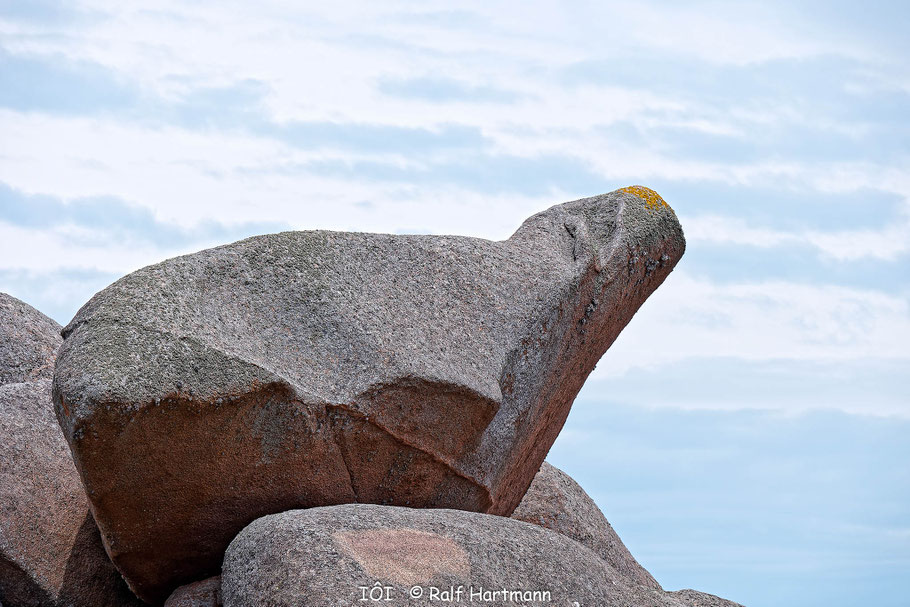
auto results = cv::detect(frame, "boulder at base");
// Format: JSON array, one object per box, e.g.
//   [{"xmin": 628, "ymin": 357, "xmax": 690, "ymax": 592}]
[
  {"xmin": 163, "ymin": 577, "xmax": 221, "ymax": 607},
  {"xmin": 54, "ymin": 187, "xmax": 685, "ymax": 602},
  {"xmin": 221, "ymin": 504, "xmax": 741, "ymax": 607},
  {"xmin": 0, "ymin": 294, "xmax": 142, "ymax": 607},
  {"xmin": 224, "ymin": 504, "xmax": 636, "ymax": 606},
  {"xmin": 512, "ymin": 463, "xmax": 746, "ymax": 606},
  {"xmin": 670, "ymin": 589, "xmax": 746, "ymax": 607},
  {"xmin": 512, "ymin": 461, "xmax": 660, "ymax": 590}
]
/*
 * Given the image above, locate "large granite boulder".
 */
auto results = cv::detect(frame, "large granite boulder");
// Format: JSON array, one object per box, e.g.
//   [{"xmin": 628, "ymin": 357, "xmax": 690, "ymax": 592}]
[
  {"xmin": 512, "ymin": 461, "xmax": 660, "ymax": 589},
  {"xmin": 0, "ymin": 294, "xmax": 141, "ymax": 607},
  {"xmin": 221, "ymin": 504, "xmax": 737, "ymax": 607},
  {"xmin": 223, "ymin": 504, "xmax": 636, "ymax": 606},
  {"xmin": 54, "ymin": 187, "xmax": 685, "ymax": 602}
]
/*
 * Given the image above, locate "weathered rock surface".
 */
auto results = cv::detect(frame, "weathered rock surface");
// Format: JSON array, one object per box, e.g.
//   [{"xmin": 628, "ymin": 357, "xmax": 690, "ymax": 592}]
[
  {"xmin": 163, "ymin": 577, "xmax": 221, "ymax": 607},
  {"xmin": 0, "ymin": 293, "xmax": 60, "ymax": 385},
  {"xmin": 221, "ymin": 504, "xmax": 737, "ymax": 607},
  {"xmin": 223, "ymin": 504, "xmax": 618, "ymax": 606},
  {"xmin": 512, "ymin": 461, "xmax": 660, "ymax": 589},
  {"xmin": 54, "ymin": 187, "xmax": 685, "ymax": 602},
  {"xmin": 0, "ymin": 294, "xmax": 141, "ymax": 607},
  {"xmin": 669, "ymin": 589, "xmax": 745, "ymax": 607}
]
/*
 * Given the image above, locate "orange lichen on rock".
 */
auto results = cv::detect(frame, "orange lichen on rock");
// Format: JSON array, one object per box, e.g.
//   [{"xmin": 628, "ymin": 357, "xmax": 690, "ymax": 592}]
[{"xmin": 619, "ymin": 185, "xmax": 671, "ymax": 211}]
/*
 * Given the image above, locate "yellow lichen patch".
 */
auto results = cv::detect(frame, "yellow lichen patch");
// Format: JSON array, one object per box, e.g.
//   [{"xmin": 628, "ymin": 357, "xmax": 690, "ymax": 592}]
[{"xmin": 619, "ymin": 185, "xmax": 671, "ymax": 211}]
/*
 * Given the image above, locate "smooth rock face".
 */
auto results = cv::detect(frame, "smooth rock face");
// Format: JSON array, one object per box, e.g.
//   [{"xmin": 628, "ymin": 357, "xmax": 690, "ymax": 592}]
[
  {"xmin": 223, "ymin": 504, "xmax": 635, "ymax": 606},
  {"xmin": 163, "ymin": 577, "xmax": 222, "ymax": 607},
  {"xmin": 512, "ymin": 461, "xmax": 661, "ymax": 590},
  {"xmin": 0, "ymin": 294, "xmax": 141, "ymax": 607},
  {"xmin": 54, "ymin": 187, "xmax": 685, "ymax": 602}
]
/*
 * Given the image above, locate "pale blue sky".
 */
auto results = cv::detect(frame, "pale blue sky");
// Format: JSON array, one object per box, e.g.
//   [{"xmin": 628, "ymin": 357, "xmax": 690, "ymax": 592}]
[{"xmin": 1, "ymin": 2, "xmax": 908, "ymax": 606}]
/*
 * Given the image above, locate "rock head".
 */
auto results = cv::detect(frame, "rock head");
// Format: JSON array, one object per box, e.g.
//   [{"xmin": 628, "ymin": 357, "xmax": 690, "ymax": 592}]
[{"xmin": 53, "ymin": 186, "xmax": 685, "ymax": 602}]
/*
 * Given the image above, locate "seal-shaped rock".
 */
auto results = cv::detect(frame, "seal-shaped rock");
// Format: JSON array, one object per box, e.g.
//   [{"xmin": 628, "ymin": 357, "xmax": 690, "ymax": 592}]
[
  {"xmin": 0, "ymin": 294, "xmax": 142, "ymax": 607},
  {"xmin": 54, "ymin": 187, "xmax": 685, "ymax": 602}
]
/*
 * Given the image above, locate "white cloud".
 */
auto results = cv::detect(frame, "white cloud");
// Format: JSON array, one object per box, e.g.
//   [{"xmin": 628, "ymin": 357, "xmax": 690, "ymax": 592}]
[
  {"xmin": 3, "ymin": 104, "xmax": 909, "ymax": 270},
  {"xmin": 0, "ymin": 222, "xmax": 169, "ymax": 274},
  {"xmin": 2, "ymin": 0, "xmax": 904, "ymax": 209},
  {"xmin": 1, "ymin": 0, "xmax": 881, "ymax": 128},
  {"xmin": 683, "ymin": 211, "xmax": 910, "ymax": 261},
  {"xmin": 594, "ymin": 271, "xmax": 910, "ymax": 378},
  {"xmin": 1, "ymin": 0, "xmax": 908, "ymax": 401},
  {"xmin": 576, "ymin": 1, "xmax": 858, "ymax": 65}
]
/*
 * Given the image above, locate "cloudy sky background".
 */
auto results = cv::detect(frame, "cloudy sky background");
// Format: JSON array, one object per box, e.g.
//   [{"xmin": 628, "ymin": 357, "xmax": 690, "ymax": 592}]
[{"xmin": 1, "ymin": 2, "xmax": 907, "ymax": 605}]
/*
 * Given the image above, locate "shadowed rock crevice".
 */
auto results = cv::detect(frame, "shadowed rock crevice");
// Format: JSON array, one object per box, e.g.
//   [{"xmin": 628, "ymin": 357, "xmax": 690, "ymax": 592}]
[
  {"xmin": 56, "ymin": 513, "xmax": 144, "ymax": 607},
  {"xmin": 0, "ymin": 557, "xmax": 54, "ymax": 607},
  {"xmin": 328, "ymin": 411, "xmax": 360, "ymax": 501}
]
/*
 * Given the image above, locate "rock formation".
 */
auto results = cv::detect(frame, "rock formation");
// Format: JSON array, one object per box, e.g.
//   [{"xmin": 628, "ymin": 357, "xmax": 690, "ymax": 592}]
[
  {"xmin": 165, "ymin": 464, "xmax": 745, "ymax": 607},
  {"xmin": 512, "ymin": 463, "xmax": 745, "ymax": 606},
  {"xmin": 53, "ymin": 187, "xmax": 686, "ymax": 601},
  {"xmin": 222, "ymin": 504, "xmax": 628, "ymax": 606},
  {"xmin": 670, "ymin": 589, "xmax": 746, "ymax": 607},
  {"xmin": 221, "ymin": 502, "xmax": 742, "ymax": 607},
  {"xmin": 512, "ymin": 461, "xmax": 660, "ymax": 589},
  {"xmin": 0, "ymin": 293, "xmax": 141, "ymax": 607}
]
